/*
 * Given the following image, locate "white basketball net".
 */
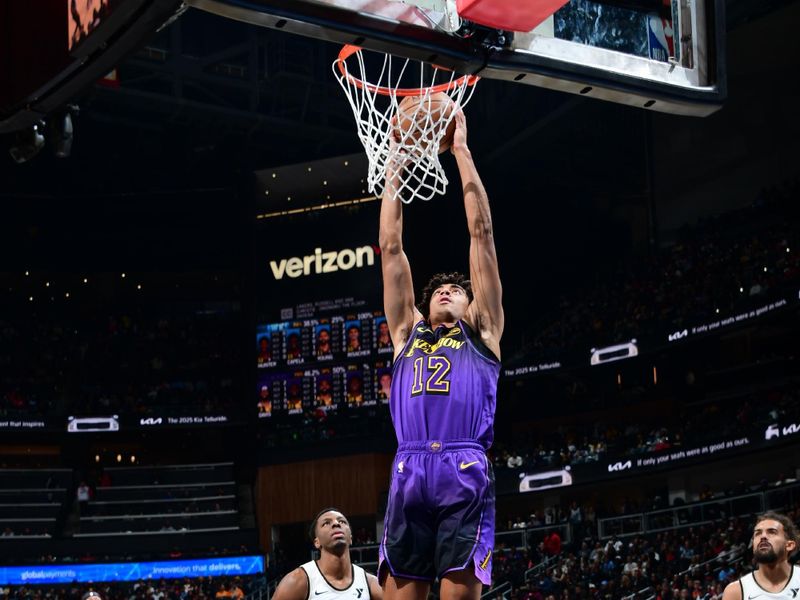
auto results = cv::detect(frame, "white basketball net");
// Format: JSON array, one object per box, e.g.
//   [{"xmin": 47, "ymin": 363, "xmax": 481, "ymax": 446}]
[{"xmin": 333, "ymin": 47, "xmax": 478, "ymax": 203}]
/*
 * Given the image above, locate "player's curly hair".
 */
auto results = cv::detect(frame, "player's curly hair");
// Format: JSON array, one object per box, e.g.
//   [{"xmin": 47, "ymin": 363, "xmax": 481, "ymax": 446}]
[{"xmin": 417, "ymin": 271, "xmax": 473, "ymax": 317}]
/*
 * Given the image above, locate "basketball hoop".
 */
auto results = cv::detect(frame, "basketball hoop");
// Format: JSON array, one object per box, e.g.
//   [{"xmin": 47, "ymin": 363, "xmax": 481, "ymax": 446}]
[{"xmin": 333, "ymin": 45, "xmax": 478, "ymax": 203}]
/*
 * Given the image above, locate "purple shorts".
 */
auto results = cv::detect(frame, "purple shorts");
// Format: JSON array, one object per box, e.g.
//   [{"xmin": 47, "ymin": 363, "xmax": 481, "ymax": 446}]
[{"xmin": 379, "ymin": 440, "xmax": 495, "ymax": 586}]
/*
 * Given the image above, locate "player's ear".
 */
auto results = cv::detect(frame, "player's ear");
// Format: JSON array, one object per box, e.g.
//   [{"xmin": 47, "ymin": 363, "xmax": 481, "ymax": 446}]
[
  {"xmin": 786, "ymin": 538, "xmax": 797, "ymax": 555},
  {"xmin": 314, "ymin": 536, "xmax": 321, "ymax": 549}
]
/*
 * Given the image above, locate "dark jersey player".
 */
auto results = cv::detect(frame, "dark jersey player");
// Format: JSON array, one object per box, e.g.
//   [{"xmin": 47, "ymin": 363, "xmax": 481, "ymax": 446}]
[{"xmin": 378, "ymin": 109, "xmax": 503, "ymax": 600}]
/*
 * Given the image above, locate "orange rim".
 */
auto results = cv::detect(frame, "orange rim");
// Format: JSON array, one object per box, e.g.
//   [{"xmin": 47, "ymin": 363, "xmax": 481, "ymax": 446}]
[{"xmin": 335, "ymin": 44, "xmax": 479, "ymax": 97}]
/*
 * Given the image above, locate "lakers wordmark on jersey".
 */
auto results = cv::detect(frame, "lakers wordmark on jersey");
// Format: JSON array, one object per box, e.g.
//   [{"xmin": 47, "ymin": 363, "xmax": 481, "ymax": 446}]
[{"xmin": 391, "ymin": 319, "xmax": 500, "ymax": 448}]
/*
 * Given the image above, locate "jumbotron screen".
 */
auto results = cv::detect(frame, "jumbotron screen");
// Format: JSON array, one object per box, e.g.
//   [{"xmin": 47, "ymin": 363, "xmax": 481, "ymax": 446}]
[
  {"xmin": 253, "ymin": 190, "xmax": 393, "ymax": 420},
  {"xmin": 255, "ymin": 312, "xmax": 394, "ymax": 417}
]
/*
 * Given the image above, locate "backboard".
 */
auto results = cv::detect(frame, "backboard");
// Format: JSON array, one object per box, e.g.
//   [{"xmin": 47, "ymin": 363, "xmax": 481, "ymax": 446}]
[{"xmin": 186, "ymin": 0, "xmax": 725, "ymax": 116}]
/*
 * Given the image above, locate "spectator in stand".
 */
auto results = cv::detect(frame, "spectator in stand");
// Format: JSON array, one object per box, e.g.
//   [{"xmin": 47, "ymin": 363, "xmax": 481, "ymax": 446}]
[
  {"xmin": 76, "ymin": 481, "xmax": 91, "ymax": 503},
  {"xmin": 543, "ymin": 530, "xmax": 561, "ymax": 557},
  {"xmin": 229, "ymin": 581, "xmax": 244, "ymax": 600}
]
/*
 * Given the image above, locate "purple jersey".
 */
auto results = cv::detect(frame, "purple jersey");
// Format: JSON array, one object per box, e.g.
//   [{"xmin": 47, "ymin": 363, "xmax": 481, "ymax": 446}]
[{"xmin": 390, "ymin": 319, "xmax": 500, "ymax": 449}]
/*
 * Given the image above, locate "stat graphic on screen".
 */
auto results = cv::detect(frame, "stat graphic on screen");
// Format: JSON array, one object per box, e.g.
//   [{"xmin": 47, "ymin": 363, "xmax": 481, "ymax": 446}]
[{"xmin": 255, "ymin": 312, "xmax": 394, "ymax": 417}]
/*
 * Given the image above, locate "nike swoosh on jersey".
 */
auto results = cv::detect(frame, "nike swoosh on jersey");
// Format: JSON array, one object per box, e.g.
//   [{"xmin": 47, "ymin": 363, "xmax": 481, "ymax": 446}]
[{"xmin": 460, "ymin": 460, "xmax": 480, "ymax": 470}]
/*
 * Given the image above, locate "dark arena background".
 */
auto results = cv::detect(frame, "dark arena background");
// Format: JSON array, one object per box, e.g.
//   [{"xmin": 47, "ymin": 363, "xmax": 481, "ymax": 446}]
[{"xmin": 1, "ymin": 0, "xmax": 799, "ymax": 599}]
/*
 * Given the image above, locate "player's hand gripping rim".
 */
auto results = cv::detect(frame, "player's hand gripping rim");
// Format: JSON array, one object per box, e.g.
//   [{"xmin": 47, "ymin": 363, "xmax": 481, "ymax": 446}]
[{"xmin": 450, "ymin": 109, "xmax": 468, "ymax": 155}]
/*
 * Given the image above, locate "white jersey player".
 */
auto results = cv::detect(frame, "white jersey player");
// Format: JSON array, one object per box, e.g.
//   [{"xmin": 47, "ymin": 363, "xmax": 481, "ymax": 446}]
[
  {"xmin": 272, "ymin": 508, "xmax": 383, "ymax": 600},
  {"xmin": 724, "ymin": 512, "xmax": 799, "ymax": 600}
]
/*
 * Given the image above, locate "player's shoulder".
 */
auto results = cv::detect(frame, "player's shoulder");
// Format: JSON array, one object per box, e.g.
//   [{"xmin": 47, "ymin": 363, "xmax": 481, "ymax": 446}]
[
  {"xmin": 273, "ymin": 566, "xmax": 311, "ymax": 600},
  {"xmin": 721, "ymin": 577, "xmax": 743, "ymax": 600}
]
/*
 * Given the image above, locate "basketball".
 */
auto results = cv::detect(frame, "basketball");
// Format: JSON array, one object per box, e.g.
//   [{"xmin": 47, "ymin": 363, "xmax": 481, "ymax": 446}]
[{"xmin": 395, "ymin": 92, "xmax": 457, "ymax": 154}]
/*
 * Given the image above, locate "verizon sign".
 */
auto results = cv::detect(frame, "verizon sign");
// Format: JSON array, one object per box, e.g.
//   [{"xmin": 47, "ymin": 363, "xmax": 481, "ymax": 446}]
[{"xmin": 269, "ymin": 246, "xmax": 377, "ymax": 280}]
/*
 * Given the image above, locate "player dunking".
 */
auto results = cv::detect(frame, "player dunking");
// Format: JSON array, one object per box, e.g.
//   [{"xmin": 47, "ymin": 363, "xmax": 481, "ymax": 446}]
[
  {"xmin": 722, "ymin": 511, "xmax": 799, "ymax": 600},
  {"xmin": 378, "ymin": 109, "xmax": 503, "ymax": 600},
  {"xmin": 272, "ymin": 508, "xmax": 383, "ymax": 600}
]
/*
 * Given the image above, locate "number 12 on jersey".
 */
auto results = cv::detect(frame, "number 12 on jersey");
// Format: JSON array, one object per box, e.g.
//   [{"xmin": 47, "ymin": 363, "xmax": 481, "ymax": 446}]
[{"xmin": 410, "ymin": 355, "xmax": 452, "ymax": 396}]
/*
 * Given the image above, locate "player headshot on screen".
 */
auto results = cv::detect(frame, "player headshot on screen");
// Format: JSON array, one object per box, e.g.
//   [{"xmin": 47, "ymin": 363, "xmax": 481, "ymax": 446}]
[
  {"xmin": 378, "ymin": 110, "xmax": 503, "ymax": 600},
  {"xmin": 258, "ymin": 336, "xmax": 272, "ymax": 364},
  {"xmin": 376, "ymin": 320, "xmax": 392, "ymax": 348},
  {"xmin": 377, "ymin": 372, "xmax": 392, "ymax": 400},
  {"xmin": 346, "ymin": 325, "xmax": 361, "ymax": 352},
  {"xmin": 286, "ymin": 333, "xmax": 302, "ymax": 360},
  {"xmin": 287, "ymin": 382, "xmax": 303, "ymax": 411},
  {"xmin": 317, "ymin": 327, "xmax": 332, "ymax": 356},
  {"xmin": 258, "ymin": 385, "xmax": 273, "ymax": 415},
  {"xmin": 316, "ymin": 378, "xmax": 334, "ymax": 406},
  {"xmin": 346, "ymin": 375, "xmax": 363, "ymax": 404}
]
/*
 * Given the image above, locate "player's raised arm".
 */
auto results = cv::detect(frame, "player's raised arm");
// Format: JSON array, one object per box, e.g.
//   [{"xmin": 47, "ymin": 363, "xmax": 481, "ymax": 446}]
[
  {"xmin": 452, "ymin": 110, "xmax": 504, "ymax": 358},
  {"xmin": 379, "ymin": 148, "xmax": 421, "ymax": 355}
]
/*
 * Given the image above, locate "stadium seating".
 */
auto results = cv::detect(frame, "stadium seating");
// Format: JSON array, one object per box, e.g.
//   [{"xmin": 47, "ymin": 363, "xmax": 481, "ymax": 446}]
[
  {"xmin": 76, "ymin": 463, "xmax": 241, "ymax": 537},
  {"xmin": 0, "ymin": 469, "xmax": 71, "ymax": 538}
]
